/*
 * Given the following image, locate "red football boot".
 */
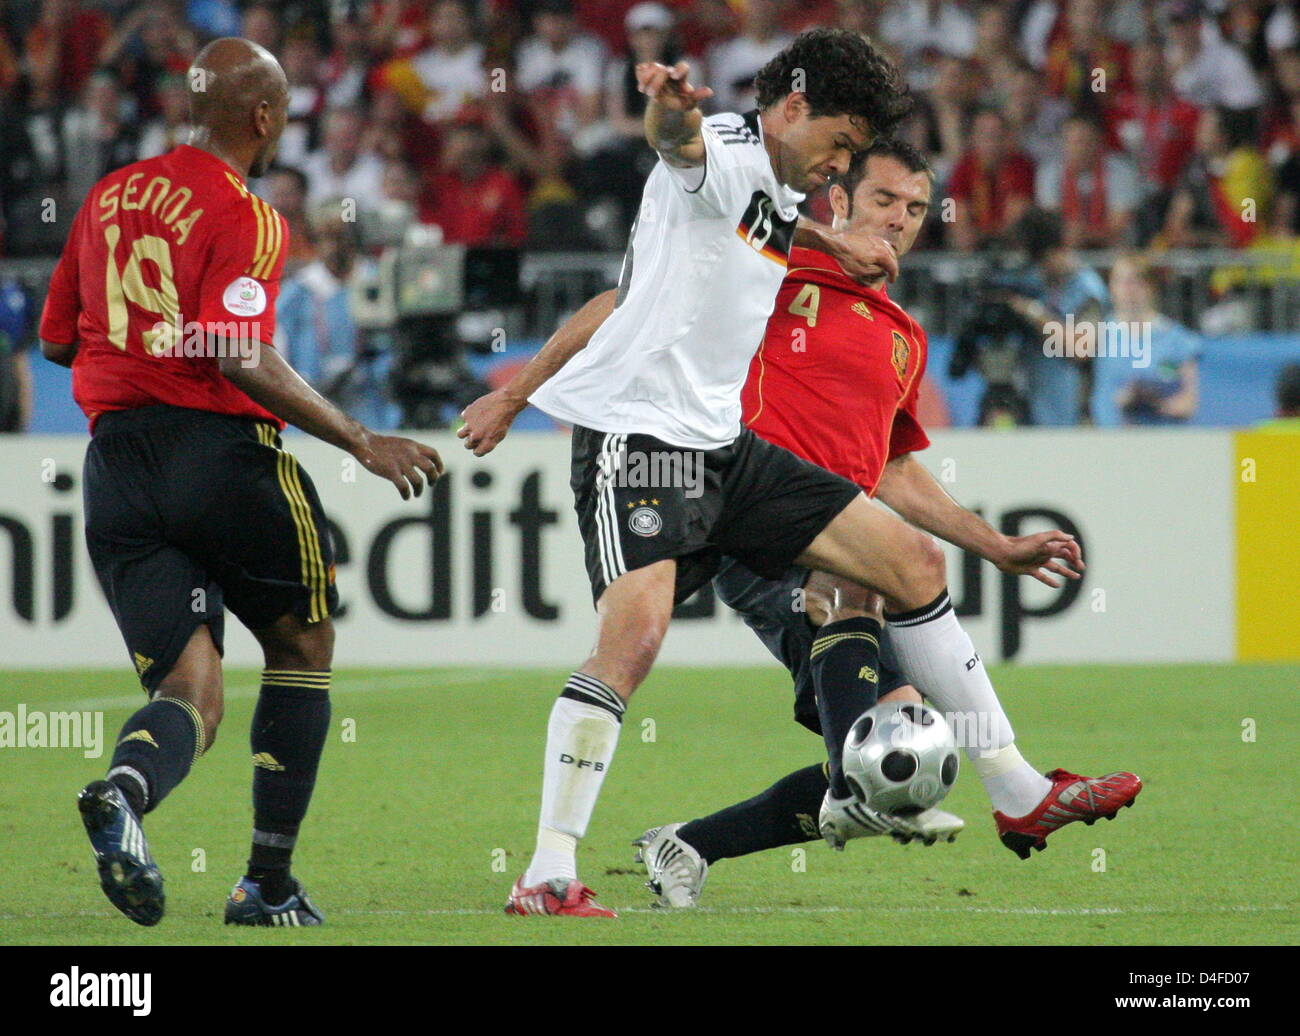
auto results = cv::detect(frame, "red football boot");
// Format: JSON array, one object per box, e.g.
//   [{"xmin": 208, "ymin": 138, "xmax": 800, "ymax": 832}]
[
  {"xmin": 504, "ymin": 876, "xmax": 618, "ymax": 918},
  {"xmin": 994, "ymin": 769, "xmax": 1143, "ymax": 859}
]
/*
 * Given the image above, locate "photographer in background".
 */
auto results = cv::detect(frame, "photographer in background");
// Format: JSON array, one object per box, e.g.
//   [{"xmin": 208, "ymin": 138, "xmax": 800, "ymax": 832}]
[
  {"xmin": 999, "ymin": 208, "xmax": 1108, "ymax": 427},
  {"xmin": 952, "ymin": 208, "xmax": 1107, "ymax": 427},
  {"xmin": 274, "ymin": 202, "xmax": 399, "ymax": 431}
]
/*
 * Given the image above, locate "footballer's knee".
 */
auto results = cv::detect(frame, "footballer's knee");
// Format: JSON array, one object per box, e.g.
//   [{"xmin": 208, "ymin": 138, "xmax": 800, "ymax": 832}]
[
  {"xmin": 888, "ymin": 531, "xmax": 947, "ymax": 611},
  {"xmin": 256, "ymin": 614, "xmax": 335, "ymax": 673},
  {"xmin": 588, "ymin": 617, "xmax": 667, "ymax": 697},
  {"xmin": 587, "ymin": 563, "xmax": 675, "ymax": 697},
  {"xmin": 818, "ymin": 590, "xmax": 886, "ymax": 627},
  {"xmin": 155, "ymin": 623, "xmax": 224, "ymax": 749},
  {"xmin": 804, "ymin": 573, "xmax": 885, "ymax": 627},
  {"xmin": 153, "ymin": 681, "xmax": 223, "ymax": 751}
]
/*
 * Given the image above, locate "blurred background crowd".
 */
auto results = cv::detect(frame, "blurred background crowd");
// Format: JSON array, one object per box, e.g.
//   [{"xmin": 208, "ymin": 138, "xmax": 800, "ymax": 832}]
[{"xmin": 0, "ymin": 0, "xmax": 1298, "ymax": 433}]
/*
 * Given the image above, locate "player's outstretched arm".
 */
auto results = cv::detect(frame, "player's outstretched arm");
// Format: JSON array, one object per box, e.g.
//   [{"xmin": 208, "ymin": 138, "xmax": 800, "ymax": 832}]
[
  {"xmin": 795, "ymin": 216, "xmax": 900, "ymax": 283},
  {"xmin": 217, "ymin": 341, "xmax": 443, "ymax": 500},
  {"xmin": 458, "ymin": 289, "xmax": 616, "ymax": 456},
  {"xmin": 875, "ymin": 452, "xmax": 1084, "ymax": 588},
  {"xmin": 638, "ymin": 61, "xmax": 712, "ymax": 167}
]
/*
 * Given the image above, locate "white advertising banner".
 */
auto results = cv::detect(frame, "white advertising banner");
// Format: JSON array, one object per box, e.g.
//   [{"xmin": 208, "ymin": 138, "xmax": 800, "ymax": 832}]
[{"xmin": 0, "ymin": 429, "xmax": 1233, "ymax": 669}]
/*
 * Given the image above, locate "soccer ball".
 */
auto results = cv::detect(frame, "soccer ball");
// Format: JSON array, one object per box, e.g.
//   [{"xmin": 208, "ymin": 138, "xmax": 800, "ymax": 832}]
[{"xmin": 842, "ymin": 701, "xmax": 960, "ymax": 815}]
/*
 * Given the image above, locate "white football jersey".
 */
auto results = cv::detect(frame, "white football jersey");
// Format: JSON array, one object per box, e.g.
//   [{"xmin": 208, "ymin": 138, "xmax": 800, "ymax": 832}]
[{"xmin": 529, "ymin": 110, "xmax": 804, "ymax": 449}]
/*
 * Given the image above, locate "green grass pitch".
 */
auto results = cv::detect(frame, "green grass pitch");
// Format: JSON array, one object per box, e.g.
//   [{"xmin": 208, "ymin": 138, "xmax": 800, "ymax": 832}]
[{"xmin": 1, "ymin": 663, "xmax": 1296, "ymax": 945}]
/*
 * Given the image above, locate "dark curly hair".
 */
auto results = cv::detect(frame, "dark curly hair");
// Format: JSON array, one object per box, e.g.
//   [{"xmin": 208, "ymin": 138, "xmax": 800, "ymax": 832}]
[{"xmin": 753, "ymin": 28, "xmax": 912, "ymax": 137}]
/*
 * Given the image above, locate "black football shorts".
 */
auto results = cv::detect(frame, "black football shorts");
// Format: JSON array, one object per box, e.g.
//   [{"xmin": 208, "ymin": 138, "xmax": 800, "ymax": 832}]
[
  {"xmin": 569, "ymin": 424, "xmax": 862, "ymax": 606},
  {"xmin": 83, "ymin": 404, "xmax": 338, "ymax": 693}
]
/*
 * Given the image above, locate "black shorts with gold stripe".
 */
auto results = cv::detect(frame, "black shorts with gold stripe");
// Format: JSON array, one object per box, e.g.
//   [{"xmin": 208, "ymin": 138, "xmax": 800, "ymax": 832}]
[{"xmin": 84, "ymin": 404, "xmax": 338, "ymax": 693}]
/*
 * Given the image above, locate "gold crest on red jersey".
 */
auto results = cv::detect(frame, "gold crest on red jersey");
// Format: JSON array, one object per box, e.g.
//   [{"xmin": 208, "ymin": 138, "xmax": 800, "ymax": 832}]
[{"xmin": 891, "ymin": 330, "xmax": 910, "ymax": 379}]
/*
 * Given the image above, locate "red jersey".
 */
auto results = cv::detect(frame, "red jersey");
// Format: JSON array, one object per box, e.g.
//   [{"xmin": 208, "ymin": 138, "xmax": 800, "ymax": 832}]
[
  {"xmin": 419, "ymin": 166, "xmax": 527, "ymax": 247},
  {"xmin": 40, "ymin": 145, "xmax": 288, "ymax": 432},
  {"xmin": 947, "ymin": 150, "xmax": 1036, "ymax": 235},
  {"xmin": 1108, "ymin": 92, "xmax": 1199, "ymax": 190},
  {"xmin": 742, "ymin": 247, "xmax": 930, "ymax": 494}
]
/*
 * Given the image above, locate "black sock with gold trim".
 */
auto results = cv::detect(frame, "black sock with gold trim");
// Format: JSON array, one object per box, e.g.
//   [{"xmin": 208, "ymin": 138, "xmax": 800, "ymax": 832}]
[
  {"xmin": 677, "ymin": 764, "xmax": 829, "ymax": 864},
  {"xmin": 246, "ymin": 670, "xmax": 331, "ymax": 905},
  {"xmin": 811, "ymin": 616, "xmax": 883, "ymax": 799},
  {"xmin": 106, "ymin": 697, "xmax": 205, "ymax": 816}
]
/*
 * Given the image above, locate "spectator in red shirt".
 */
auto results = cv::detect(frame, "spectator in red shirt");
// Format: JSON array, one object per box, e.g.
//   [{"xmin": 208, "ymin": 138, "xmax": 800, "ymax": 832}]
[
  {"xmin": 419, "ymin": 120, "xmax": 528, "ymax": 247},
  {"xmin": 1036, "ymin": 111, "xmax": 1140, "ymax": 249},
  {"xmin": 1110, "ymin": 41, "xmax": 1200, "ymax": 194},
  {"xmin": 23, "ymin": 0, "xmax": 110, "ymax": 103},
  {"xmin": 1042, "ymin": 0, "xmax": 1131, "ymax": 116},
  {"xmin": 1109, "ymin": 40, "xmax": 1200, "ymax": 242},
  {"xmin": 946, "ymin": 107, "xmax": 1036, "ymax": 251}
]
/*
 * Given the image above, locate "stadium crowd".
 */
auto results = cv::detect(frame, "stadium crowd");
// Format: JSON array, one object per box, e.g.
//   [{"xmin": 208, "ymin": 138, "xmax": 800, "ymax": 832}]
[{"xmin": 2, "ymin": 0, "xmax": 1299, "ymax": 430}]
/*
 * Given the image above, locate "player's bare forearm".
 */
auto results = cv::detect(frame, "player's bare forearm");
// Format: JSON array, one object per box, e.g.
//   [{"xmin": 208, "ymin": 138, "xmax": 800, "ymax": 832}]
[
  {"xmin": 219, "ymin": 341, "xmax": 443, "ymax": 500},
  {"xmin": 794, "ymin": 217, "xmax": 833, "ymax": 251},
  {"xmin": 459, "ymin": 289, "xmax": 616, "ymax": 455},
  {"xmin": 876, "ymin": 453, "xmax": 1006, "ymax": 560},
  {"xmin": 637, "ymin": 61, "xmax": 710, "ymax": 166},
  {"xmin": 796, "ymin": 217, "xmax": 899, "ymax": 283},
  {"xmin": 876, "ymin": 454, "xmax": 1084, "ymax": 587},
  {"xmin": 219, "ymin": 342, "xmax": 366, "ymax": 453},
  {"xmin": 40, "ymin": 338, "xmax": 79, "ymax": 368},
  {"xmin": 645, "ymin": 102, "xmax": 704, "ymax": 166},
  {"xmin": 510, "ymin": 289, "xmax": 615, "ymax": 403}
]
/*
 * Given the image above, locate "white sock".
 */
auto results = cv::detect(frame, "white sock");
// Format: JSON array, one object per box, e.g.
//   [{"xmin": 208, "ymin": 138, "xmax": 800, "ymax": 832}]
[
  {"xmin": 522, "ymin": 674, "xmax": 624, "ymax": 887},
  {"xmin": 886, "ymin": 591, "xmax": 1050, "ymax": 813},
  {"xmin": 971, "ymin": 743, "xmax": 1052, "ymax": 817}
]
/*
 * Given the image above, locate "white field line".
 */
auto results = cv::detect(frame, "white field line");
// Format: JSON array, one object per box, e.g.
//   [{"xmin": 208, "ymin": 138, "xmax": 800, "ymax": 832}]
[
  {"xmin": 2, "ymin": 903, "xmax": 1292, "ymax": 922},
  {"xmin": 45, "ymin": 669, "xmax": 517, "ymax": 713}
]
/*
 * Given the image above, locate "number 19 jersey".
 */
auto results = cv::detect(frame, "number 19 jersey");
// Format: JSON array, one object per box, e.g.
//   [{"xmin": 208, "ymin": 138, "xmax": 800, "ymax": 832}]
[
  {"xmin": 39, "ymin": 144, "xmax": 288, "ymax": 432},
  {"xmin": 529, "ymin": 110, "xmax": 805, "ymax": 450}
]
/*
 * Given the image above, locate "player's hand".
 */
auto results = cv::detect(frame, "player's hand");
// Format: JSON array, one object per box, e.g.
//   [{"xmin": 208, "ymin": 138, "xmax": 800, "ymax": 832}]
[
  {"xmin": 354, "ymin": 433, "xmax": 444, "ymax": 500},
  {"xmin": 828, "ymin": 226, "xmax": 900, "ymax": 283},
  {"xmin": 636, "ymin": 61, "xmax": 713, "ymax": 109},
  {"xmin": 458, "ymin": 388, "xmax": 526, "ymax": 457},
  {"xmin": 995, "ymin": 531, "xmax": 1085, "ymax": 588}
]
